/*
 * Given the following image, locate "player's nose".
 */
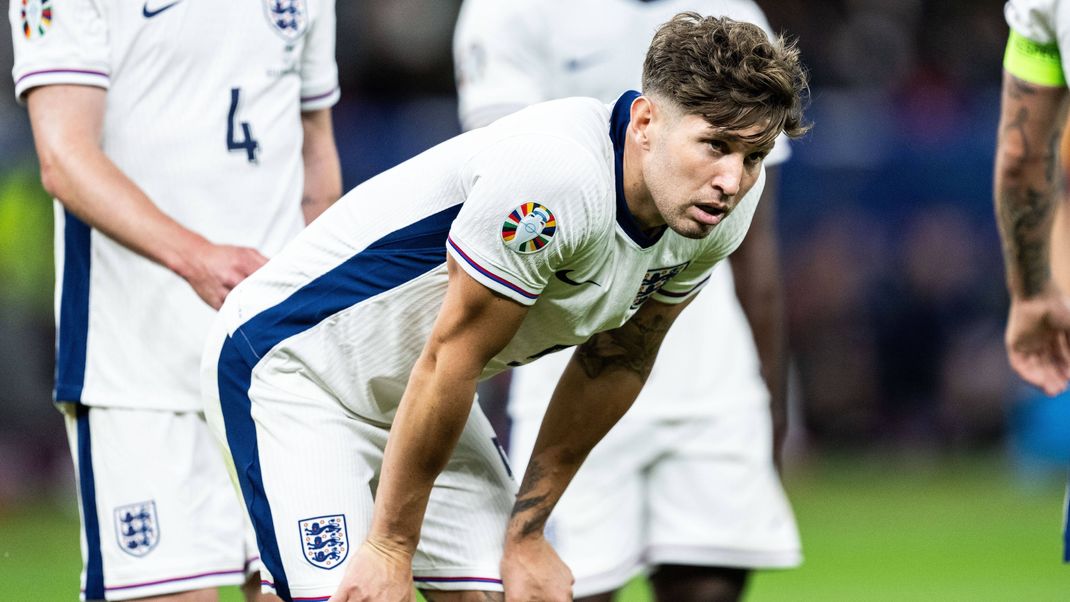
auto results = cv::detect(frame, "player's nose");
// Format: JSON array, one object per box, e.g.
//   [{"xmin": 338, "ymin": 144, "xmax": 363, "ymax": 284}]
[{"xmin": 711, "ymin": 153, "xmax": 743, "ymax": 197}]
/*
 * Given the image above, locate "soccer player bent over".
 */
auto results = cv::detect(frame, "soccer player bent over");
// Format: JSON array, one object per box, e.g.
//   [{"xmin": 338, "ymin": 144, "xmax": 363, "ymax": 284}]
[
  {"xmin": 202, "ymin": 14, "xmax": 808, "ymax": 602},
  {"xmin": 454, "ymin": 1, "xmax": 803, "ymax": 599}
]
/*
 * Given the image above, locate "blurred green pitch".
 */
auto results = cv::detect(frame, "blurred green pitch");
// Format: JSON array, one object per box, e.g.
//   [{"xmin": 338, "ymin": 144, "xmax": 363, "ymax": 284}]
[{"xmin": 1, "ymin": 455, "xmax": 1067, "ymax": 601}]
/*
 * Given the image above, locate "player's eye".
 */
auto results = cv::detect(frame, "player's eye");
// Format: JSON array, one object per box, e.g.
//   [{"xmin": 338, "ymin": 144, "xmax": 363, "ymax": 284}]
[
  {"xmin": 707, "ymin": 140, "xmax": 728, "ymax": 154},
  {"xmin": 745, "ymin": 151, "xmax": 767, "ymax": 165}
]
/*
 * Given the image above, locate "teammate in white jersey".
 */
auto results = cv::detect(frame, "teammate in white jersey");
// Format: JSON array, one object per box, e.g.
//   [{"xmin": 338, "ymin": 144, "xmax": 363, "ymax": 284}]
[
  {"xmin": 11, "ymin": 0, "xmax": 341, "ymax": 599},
  {"xmin": 201, "ymin": 14, "xmax": 809, "ymax": 602},
  {"xmin": 454, "ymin": 1, "xmax": 801, "ymax": 599},
  {"xmin": 997, "ymin": 0, "xmax": 1070, "ymax": 562}
]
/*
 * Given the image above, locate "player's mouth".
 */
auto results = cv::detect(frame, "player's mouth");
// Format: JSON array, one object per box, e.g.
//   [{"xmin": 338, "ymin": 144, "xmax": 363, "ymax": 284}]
[{"xmin": 693, "ymin": 202, "xmax": 728, "ymax": 226}]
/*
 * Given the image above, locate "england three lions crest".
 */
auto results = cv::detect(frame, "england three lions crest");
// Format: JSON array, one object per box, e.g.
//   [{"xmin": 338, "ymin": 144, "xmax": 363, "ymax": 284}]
[
  {"xmin": 114, "ymin": 501, "xmax": 159, "ymax": 557},
  {"xmin": 299, "ymin": 514, "xmax": 349, "ymax": 569},
  {"xmin": 264, "ymin": 0, "xmax": 307, "ymax": 41},
  {"xmin": 631, "ymin": 262, "xmax": 690, "ymax": 309}
]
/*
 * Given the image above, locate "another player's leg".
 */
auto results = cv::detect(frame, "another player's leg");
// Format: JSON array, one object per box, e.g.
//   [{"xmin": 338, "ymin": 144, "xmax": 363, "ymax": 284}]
[
  {"xmin": 645, "ymin": 409, "xmax": 802, "ymax": 602},
  {"xmin": 62, "ymin": 403, "xmax": 254, "ymax": 601},
  {"xmin": 241, "ymin": 572, "xmax": 282, "ymax": 602},
  {"xmin": 649, "ymin": 564, "xmax": 748, "ymax": 602}
]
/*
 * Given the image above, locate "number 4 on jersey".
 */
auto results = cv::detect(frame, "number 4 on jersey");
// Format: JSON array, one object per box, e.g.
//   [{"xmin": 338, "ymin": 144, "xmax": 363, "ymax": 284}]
[{"xmin": 227, "ymin": 88, "xmax": 260, "ymax": 163}]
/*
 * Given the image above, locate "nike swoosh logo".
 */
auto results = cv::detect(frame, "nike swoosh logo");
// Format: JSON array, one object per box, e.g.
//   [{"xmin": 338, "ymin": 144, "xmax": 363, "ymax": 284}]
[
  {"xmin": 555, "ymin": 270, "xmax": 600, "ymax": 287},
  {"xmin": 143, "ymin": 0, "xmax": 182, "ymax": 18}
]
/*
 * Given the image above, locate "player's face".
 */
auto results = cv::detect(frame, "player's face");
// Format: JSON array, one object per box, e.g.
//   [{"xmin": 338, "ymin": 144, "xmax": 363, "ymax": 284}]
[{"xmin": 640, "ymin": 102, "xmax": 771, "ymax": 239}]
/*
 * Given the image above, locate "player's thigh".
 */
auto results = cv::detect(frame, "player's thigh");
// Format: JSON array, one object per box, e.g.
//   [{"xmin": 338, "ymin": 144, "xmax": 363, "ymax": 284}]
[
  {"xmin": 414, "ymin": 405, "xmax": 515, "ymax": 593},
  {"xmin": 510, "ymin": 411, "xmax": 653, "ymax": 598},
  {"xmin": 646, "ymin": 406, "xmax": 801, "ymax": 569},
  {"xmin": 62, "ymin": 403, "xmax": 252, "ymax": 601},
  {"xmin": 234, "ymin": 372, "xmax": 381, "ymax": 601}
]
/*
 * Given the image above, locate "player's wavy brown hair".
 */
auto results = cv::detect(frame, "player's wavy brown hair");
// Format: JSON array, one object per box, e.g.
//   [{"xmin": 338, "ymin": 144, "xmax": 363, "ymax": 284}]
[{"xmin": 643, "ymin": 12, "xmax": 811, "ymax": 147}]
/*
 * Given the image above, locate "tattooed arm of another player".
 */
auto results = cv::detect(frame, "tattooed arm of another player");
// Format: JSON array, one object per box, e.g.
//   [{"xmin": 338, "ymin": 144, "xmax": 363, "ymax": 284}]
[
  {"xmin": 500, "ymin": 297, "xmax": 692, "ymax": 601},
  {"xmin": 994, "ymin": 71, "xmax": 1070, "ymax": 395}
]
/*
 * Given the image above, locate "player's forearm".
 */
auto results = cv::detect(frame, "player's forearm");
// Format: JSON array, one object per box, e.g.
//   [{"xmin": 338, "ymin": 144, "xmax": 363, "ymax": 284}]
[
  {"xmin": 506, "ymin": 359, "xmax": 642, "ymax": 543},
  {"xmin": 36, "ymin": 125, "xmax": 213, "ymax": 279},
  {"xmin": 300, "ymin": 108, "xmax": 342, "ymax": 224},
  {"xmin": 27, "ymin": 86, "xmax": 210, "ymax": 279},
  {"xmin": 995, "ymin": 72, "xmax": 1068, "ymax": 299},
  {"xmin": 507, "ymin": 302, "xmax": 678, "ymax": 543},
  {"xmin": 369, "ymin": 354, "xmax": 483, "ymax": 553}
]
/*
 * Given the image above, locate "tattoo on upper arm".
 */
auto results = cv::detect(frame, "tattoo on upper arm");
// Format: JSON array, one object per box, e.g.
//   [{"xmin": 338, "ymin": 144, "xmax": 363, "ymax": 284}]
[
  {"xmin": 511, "ymin": 458, "xmax": 554, "ymax": 537},
  {"xmin": 574, "ymin": 311, "xmax": 672, "ymax": 380}
]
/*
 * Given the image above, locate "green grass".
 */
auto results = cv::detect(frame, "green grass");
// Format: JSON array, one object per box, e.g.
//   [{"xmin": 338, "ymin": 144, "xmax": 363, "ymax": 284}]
[{"xmin": 2, "ymin": 454, "xmax": 1067, "ymax": 601}]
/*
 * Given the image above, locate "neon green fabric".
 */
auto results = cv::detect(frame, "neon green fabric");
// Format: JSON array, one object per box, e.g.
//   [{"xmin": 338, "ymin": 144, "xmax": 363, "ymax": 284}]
[{"xmin": 1005, "ymin": 29, "xmax": 1066, "ymax": 87}]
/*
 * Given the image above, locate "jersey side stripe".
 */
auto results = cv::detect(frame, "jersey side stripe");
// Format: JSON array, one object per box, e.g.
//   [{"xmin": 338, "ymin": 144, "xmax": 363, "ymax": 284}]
[
  {"xmin": 76, "ymin": 405, "xmax": 105, "ymax": 600},
  {"xmin": 216, "ymin": 338, "xmax": 291, "ymax": 601},
  {"xmin": 235, "ymin": 203, "xmax": 464, "ymax": 359},
  {"xmin": 56, "ymin": 210, "xmax": 91, "ymax": 403}
]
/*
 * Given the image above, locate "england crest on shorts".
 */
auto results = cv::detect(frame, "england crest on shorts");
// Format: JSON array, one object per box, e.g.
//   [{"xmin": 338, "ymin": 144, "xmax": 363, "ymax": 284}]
[
  {"xmin": 299, "ymin": 514, "xmax": 349, "ymax": 569},
  {"xmin": 114, "ymin": 500, "xmax": 159, "ymax": 557},
  {"xmin": 264, "ymin": 0, "xmax": 307, "ymax": 41}
]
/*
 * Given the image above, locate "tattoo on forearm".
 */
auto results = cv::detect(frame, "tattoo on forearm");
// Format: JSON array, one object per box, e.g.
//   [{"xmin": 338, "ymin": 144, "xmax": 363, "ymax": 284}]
[
  {"xmin": 1004, "ymin": 106, "xmax": 1031, "ymax": 159},
  {"xmin": 1000, "ymin": 186, "xmax": 1053, "ymax": 296},
  {"xmin": 511, "ymin": 459, "xmax": 554, "ymax": 537},
  {"xmin": 996, "ymin": 77, "xmax": 1061, "ymax": 296},
  {"xmin": 574, "ymin": 312, "xmax": 671, "ymax": 380},
  {"xmin": 1009, "ymin": 78, "xmax": 1038, "ymax": 100}
]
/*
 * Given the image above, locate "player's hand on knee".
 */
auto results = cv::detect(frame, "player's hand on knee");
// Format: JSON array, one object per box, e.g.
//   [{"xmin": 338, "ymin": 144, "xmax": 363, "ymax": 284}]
[
  {"xmin": 328, "ymin": 537, "xmax": 415, "ymax": 602},
  {"xmin": 181, "ymin": 241, "xmax": 268, "ymax": 309},
  {"xmin": 501, "ymin": 535, "xmax": 573, "ymax": 602}
]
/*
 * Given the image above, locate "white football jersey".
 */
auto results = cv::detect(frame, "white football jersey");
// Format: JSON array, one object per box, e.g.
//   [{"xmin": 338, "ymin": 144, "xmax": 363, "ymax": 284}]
[
  {"xmin": 454, "ymin": 0, "xmax": 790, "ymax": 167},
  {"xmin": 1005, "ymin": 0, "xmax": 1070, "ymax": 79},
  {"xmin": 213, "ymin": 95, "xmax": 761, "ymax": 423},
  {"xmin": 10, "ymin": 0, "xmax": 339, "ymax": 410},
  {"xmin": 455, "ymin": 0, "xmax": 784, "ymax": 417}
]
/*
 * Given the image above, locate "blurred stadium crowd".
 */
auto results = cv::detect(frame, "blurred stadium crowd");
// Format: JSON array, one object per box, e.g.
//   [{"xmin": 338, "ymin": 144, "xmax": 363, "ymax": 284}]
[{"xmin": 0, "ymin": 0, "xmax": 1062, "ymax": 508}]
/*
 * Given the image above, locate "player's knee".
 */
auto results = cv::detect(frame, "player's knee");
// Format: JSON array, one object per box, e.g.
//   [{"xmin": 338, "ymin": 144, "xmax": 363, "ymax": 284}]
[{"xmin": 650, "ymin": 564, "xmax": 749, "ymax": 602}]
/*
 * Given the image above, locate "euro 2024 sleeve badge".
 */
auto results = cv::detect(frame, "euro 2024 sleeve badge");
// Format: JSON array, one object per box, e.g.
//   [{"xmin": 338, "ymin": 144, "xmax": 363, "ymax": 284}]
[
  {"xmin": 502, "ymin": 202, "xmax": 557, "ymax": 254},
  {"xmin": 21, "ymin": 0, "xmax": 52, "ymax": 40},
  {"xmin": 299, "ymin": 514, "xmax": 349, "ymax": 569}
]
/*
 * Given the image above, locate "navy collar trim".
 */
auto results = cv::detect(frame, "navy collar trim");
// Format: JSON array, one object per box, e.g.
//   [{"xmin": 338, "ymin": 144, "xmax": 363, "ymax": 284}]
[{"xmin": 609, "ymin": 90, "xmax": 664, "ymax": 249}]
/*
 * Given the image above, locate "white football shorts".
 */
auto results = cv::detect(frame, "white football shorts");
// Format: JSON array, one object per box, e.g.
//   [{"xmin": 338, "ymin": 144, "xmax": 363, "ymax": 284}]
[
  {"xmin": 61, "ymin": 403, "xmax": 260, "ymax": 601},
  {"xmin": 204, "ymin": 345, "xmax": 517, "ymax": 601},
  {"xmin": 510, "ymin": 402, "xmax": 802, "ymax": 598}
]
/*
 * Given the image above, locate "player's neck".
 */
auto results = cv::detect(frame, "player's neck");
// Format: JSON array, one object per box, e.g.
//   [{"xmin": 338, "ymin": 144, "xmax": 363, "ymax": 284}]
[{"xmin": 622, "ymin": 134, "xmax": 665, "ymax": 235}]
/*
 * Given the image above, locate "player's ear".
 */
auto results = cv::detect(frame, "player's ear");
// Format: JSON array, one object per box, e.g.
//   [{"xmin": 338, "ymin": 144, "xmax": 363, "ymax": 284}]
[{"xmin": 630, "ymin": 95, "xmax": 654, "ymax": 150}]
